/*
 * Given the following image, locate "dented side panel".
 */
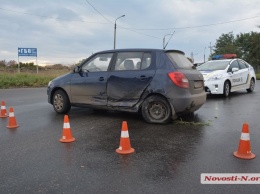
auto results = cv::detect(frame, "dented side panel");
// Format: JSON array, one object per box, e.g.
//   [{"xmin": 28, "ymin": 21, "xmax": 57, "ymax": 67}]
[{"xmin": 107, "ymin": 70, "xmax": 155, "ymax": 107}]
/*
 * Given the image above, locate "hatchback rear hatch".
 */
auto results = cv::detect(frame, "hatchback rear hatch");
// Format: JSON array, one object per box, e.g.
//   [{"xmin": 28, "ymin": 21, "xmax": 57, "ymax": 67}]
[{"xmin": 165, "ymin": 51, "xmax": 204, "ymax": 94}]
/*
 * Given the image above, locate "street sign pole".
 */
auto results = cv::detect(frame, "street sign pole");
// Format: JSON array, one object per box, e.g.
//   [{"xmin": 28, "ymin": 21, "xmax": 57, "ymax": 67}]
[
  {"xmin": 36, "ymin": 56, "xmax": 38, "ymax": 74},
  {"xmin": 18, "ymin": 56, "xmax": 20, "ymax": 73}
]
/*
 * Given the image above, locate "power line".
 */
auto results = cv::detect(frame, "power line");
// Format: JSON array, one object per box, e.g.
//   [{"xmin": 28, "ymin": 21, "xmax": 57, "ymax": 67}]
[
  {"xmin": 0, "ymin": 7, "xmax": 109, "ymax": 24},
  {"xmin": 83, "ymin": 0, "xmax": 114, "ymax": 24},
  {"xmin": 1, "ymin": 4, "xmax": 258, "ymax": 40},
  {"xmin": 82, "ymin": 0, "xmax": 161, "ymax": 39},
  {"xmin": 119, "ymin": 27, "xmax": 161, "ymax": 39},
  {"xmin": 120, "ymin": 15, "xmax": 260, "ymax": 31},
  {"xmin": 0, "ymin": 5, "xmax": 161, "ymax": 39}
]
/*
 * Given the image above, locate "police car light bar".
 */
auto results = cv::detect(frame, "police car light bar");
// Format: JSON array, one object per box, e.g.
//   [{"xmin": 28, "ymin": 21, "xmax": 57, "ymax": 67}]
[{"xmin": 212, "ymin": 54, "xmax": 237, "ymax": 60}]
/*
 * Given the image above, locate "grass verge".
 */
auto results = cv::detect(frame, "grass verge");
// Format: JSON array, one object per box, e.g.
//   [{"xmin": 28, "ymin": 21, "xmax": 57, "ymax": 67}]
[
  {"xmin": 0, "ymin": 70, "xmax": 69, "ymax": 89},
  {"xmin": 0, "ymin": 71, "xmax": 260, "ymax": 89}
]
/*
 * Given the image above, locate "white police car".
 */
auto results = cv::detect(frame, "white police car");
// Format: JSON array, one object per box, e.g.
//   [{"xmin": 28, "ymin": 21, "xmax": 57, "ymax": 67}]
[{"xmin": 197, "ymin": 55, "xmax": 256, "ymax": 97}]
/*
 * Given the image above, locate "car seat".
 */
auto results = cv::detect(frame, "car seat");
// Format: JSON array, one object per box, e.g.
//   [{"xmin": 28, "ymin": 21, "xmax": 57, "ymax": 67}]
[{"xmin": 124, "ymin": 60, "xmax": 134, "ymax": 70}]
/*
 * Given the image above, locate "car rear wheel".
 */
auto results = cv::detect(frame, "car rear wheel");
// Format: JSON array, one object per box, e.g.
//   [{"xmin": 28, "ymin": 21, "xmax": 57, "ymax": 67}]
[
  {"xmin": 223, "ymin": 81, "xmax": 230, "ymax": 97},
  {"xmin": 246, "ymin": 78, "xmax": 255, "ymax": 93},
  {"xmin": 141, "ymin": 95, "xmax": 172, "ymax": 124},
  {"xmin": 52, "ymin": 90, "xmax": 71, "ymax": 114}
]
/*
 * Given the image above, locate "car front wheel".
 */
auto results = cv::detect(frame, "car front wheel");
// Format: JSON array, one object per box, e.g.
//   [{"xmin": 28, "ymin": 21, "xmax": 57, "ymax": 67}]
[
  {"xmin": 141, "ymin": 95, "xmax": 172, "ymax": 124},
  {"xmin": 223, "ymin": 81, "xmax": 230, "ymax": 97},
  {"xmin": 52, "ymin": 90, "xmax": 71, "ymax": 114},
  {"xmin": 246, "ymin": 78, "xmax": 255, "ymax": 93}
]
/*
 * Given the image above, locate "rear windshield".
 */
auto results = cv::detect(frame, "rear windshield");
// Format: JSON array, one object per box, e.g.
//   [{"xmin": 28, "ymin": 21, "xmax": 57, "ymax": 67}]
[
  {"xmin": 166, "ymin": 52, "xmax": 194, "ymax": 68},
  {"xmin": 197, "ymin": 60, "xmax": 229, "ymax": 71}
]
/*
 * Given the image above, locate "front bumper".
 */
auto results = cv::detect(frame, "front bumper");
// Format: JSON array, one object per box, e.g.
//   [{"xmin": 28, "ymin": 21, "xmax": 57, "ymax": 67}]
[{"xmin": 204, "ymin": 80, "xmax": 224, "ymax": 94}]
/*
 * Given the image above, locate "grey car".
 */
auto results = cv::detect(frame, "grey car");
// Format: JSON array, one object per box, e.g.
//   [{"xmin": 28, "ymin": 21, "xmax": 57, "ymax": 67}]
[{"xmin": 47, "ymin": 49, "xmax": 206, "ymax": 123}]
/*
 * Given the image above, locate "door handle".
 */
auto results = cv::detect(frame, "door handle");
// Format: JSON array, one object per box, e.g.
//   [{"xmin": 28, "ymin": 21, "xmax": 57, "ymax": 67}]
[
  {"xmin": 99, "ymin": 77, "xmax": 105, "ymax": 81},
  {"xmin": 139, "ymin": 75, "xmax": 147, "ymax": 81}
]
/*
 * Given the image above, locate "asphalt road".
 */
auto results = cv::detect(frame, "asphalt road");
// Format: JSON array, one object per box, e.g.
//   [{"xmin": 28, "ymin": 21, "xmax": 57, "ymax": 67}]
[{"xmin": 0, "ymin": 81, "xmax": 260, "ymax": 194}]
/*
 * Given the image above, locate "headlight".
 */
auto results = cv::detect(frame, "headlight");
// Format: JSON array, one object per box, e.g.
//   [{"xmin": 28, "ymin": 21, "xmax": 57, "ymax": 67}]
[{"xmin": 207, "ymin": 74, "xmax": 223, "ymax": 81}]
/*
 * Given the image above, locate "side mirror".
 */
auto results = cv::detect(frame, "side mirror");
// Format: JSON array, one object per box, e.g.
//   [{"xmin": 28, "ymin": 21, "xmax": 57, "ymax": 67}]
[
  {"xmin": 74, "ymin": 66, "xmax": 81, "ymax": 73},
  {"xmin": 232, "ymin": 67, "xmax": 239, "ymax": 72}
]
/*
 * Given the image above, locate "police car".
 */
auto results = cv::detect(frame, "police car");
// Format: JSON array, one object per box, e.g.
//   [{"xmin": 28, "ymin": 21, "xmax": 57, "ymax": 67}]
[{"xmin": 197, "ymin": 54, "xmax": 256, "ymax": 97}]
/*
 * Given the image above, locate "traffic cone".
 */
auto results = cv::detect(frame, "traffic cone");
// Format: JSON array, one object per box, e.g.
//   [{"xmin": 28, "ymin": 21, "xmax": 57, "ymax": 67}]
[
  {"xmin": 6, "ymin": 107, "xmax": 19, "ymax": 129},
  {"xmin": 60, "ymin": 115, "xmax": 75, "ymax": 143},
  {"xmin": 0, "ymin": 101, "xmax": 8, "ymax": 118},
  {"xmin": 233, "ymin": 123, "xmax": 255, "ymax": 160},
  {"xmin": 116, "ymin": 121, "xmax": 135, "ymax": 154}
]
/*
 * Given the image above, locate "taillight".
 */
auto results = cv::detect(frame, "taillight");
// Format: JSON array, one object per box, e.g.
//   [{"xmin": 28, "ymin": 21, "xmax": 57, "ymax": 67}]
[{"xmin": 168, "ymin": 72, "xmax": 189, "ymax": 88}]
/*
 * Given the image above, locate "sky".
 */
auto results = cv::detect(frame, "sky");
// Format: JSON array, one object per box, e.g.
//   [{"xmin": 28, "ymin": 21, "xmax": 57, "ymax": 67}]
[{"xmin": 0, "ymin": 0, "xmax": 260, "ymax": 66}]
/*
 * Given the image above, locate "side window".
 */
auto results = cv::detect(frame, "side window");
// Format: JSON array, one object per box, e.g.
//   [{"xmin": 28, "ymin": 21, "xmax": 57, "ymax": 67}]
[
  {"xmin": 141, "ymin": 53, "xmax": 152, "ymax": 70},
  {"xmin": 81, "ymin": 53, "xmax": 113, "ymax": 72},
  {"xmin": 114, "ymin": 52, "xmax": 152, "ymax": 71},
  {"xmin": 115, "ymin": 52, "xmax": 142, "ymax": 71},
  {"xmin": 228, "ymin": 60, "xmax": 239, "ymax": 72},
  {"xmin": 238, "ymin": 60, "xmax": 248, "ymax": 69}
]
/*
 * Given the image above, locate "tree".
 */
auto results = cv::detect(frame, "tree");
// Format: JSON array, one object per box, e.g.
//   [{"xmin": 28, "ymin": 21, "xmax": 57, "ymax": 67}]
[
  {"xmin": 212, "ymin": 31, "xmax": 260, "ymax": 70},
  {"xmin": 213, "ymin": 32, "xmax": 237, "ymax": 55},
  {"xmin": 248, "ymin": 32, "xmax": 260, "ymax": 67}
]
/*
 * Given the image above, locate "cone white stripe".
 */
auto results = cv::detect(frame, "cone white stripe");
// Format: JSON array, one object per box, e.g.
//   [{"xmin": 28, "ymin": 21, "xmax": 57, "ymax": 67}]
[
  {"xmin": 1, "ymin": 106, "xmax": 6, "ymax": 109},
  {"xmin": 121, "ymin": 131, "xmax": 129, "ymax": 138},
  {"xmin": 63, "ymin": 123, "xmax": 70, "ymax": 128},
  {"xmin": 240, "ymin": 133, "xmax": 250, "ymax": 141},
  {"xmin": 9, "ymin": 112, "xmax": 14, "ymax": 117}
]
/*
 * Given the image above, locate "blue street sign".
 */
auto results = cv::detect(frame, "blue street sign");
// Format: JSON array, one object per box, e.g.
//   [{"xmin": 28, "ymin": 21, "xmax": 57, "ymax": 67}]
[{"xmin": 18, "ymin": 48, "xmax": 37, "ymax": 57}]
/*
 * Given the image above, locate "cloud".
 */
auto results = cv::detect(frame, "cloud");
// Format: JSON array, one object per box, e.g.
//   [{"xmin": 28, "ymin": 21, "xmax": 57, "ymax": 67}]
[{"xmin": 0, "ymin": 0, "xmax": 260, "ymax": 65}]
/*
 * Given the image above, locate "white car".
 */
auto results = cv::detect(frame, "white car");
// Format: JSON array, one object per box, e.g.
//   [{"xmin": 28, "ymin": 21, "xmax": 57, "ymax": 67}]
[{"xmin": 197, "ymin": 58, "xmax": 256, "ymax": 97}]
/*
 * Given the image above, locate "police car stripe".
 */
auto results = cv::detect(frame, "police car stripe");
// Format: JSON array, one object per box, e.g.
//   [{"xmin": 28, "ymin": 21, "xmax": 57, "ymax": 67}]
[
  {"xmin": 205, "ymin": 70, "xmax": 217, "ymax": 78},
  {"xmin": 246, "ymin": 74, "xmax": 250, "ymax": 84}
]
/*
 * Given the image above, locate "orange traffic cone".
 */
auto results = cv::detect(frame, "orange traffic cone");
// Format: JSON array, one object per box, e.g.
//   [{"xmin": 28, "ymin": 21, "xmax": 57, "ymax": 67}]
[
  {"xmin": 0, "ymin": 101, "xmax": 8, "ymax": 118},
  {"xmin": 233, "ymin": 123, "xmax": 255, "ymax": 160},
  {"xmin": 60, "ymin": 115, "xmax": 75, "ymax": 143},
  {"xmin": 116, "ymin": 121, "xmax": 135, "ymax": 154},
  {"xmin": 6, "ymin": 107, "xmax": 19, "ymax": 129}
]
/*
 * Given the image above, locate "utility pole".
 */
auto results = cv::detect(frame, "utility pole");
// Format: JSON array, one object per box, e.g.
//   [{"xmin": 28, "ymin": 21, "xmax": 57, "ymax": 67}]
[
  {"xmin": 209, "ymin": 42, "xmax": 213, "ymax": 56},
  {"xmin": 190, "ymin": 52, "xmax": 194, "ymax": 63},
  {"xmin": 114, "ymin": 15, "xmax": 125, "ymax": 49},
  {"xmin": 204, "ymin": 47, "xmax": 206, "ymax": 63}
]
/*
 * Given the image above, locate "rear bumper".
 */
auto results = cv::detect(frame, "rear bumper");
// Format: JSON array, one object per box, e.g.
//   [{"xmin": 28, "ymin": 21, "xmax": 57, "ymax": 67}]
[{"xmin": 168, "ymin": 92, "xmax": 206, "ymax": 114}]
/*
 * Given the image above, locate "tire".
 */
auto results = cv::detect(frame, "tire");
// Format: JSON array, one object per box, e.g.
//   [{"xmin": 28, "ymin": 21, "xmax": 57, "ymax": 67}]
[
  {"xmin": 246, "ymin": 78, "xmax": 255, "ymax": 93},
  {"xmin": 141, "ymin": 95, "xmax": 172, "ymax": 124},
  {"xmin": 52, "ymin": 90, "xmax": 71, "ymax": 114},
  {"xmin": 223, "ymin": 81, "xmax": 230, "ymax": 97}
]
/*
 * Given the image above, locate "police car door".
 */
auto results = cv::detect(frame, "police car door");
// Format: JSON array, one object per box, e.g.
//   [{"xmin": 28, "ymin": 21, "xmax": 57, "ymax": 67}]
[
  {"xmin": 238, "ymin": 60, "xmax": 250, "ymax": 85},
  {"xmin": 227, "ymin": 60, "xmax": 242, "ymax": 87}
]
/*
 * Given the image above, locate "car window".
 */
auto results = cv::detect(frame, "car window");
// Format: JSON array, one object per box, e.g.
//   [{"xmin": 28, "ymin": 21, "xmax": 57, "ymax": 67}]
[
  {"xmin": 228, "ymin": 60, "xmax": 239, "ymax": 72},
  {"xmin": 238, "ymin": 60, "xmax": 248, "ymax": 69},
  {"xmin": 81, "ymin": 53, "xmax": 113, "ymax": 72},
  {"xmin": 114, "ymin": 52, "xmax": 151, "ymax": 71},
  {"xmin": 166, "ymin": 52, "xmax": 193, "ymax": 68},
  {"xmin": 197, "ymin": 60, "xmax": 229, "ymax": 71},
  {"xmin": 141, "ymin": 53, "xmax": 152, "ymax": 70}
]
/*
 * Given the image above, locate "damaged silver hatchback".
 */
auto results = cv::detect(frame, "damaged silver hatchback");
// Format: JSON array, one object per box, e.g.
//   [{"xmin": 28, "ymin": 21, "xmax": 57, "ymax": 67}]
[{"xmin": 47, "ymin": 49, "xmax": 206, "ymax": 123}]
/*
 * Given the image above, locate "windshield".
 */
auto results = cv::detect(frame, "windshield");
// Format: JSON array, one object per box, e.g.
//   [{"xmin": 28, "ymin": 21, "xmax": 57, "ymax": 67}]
[{"xmin": 197, "ymin": 60, "xmax": 229, "ymax": 71}]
